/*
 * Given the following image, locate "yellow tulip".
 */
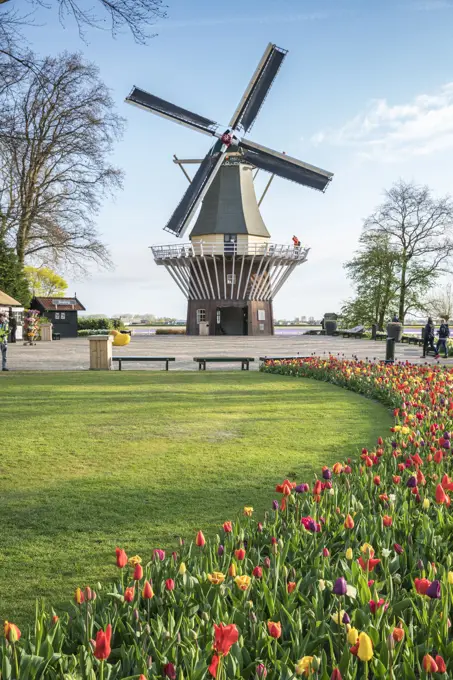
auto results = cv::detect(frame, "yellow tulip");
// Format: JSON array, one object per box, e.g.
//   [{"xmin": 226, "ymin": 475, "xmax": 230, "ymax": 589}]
[
  {"xmin": 357, "ymin": 632, "xmax": 373, "ymax": 662},
  {"xmin": 207, "ymin": 571, "xmax": 225, "ymax": 585},
  {"xmin": 423, "ymin": 498, "xmax": 430, "ymax": 510},
  {"xmin": 347, "ymin": 627, "xmax": 359, "ymax": 645},
  {"xmin": 346, "ymin": 547, "xmax": 353, "ymax": 560},
  {"xmin": 360, "ymin": 543, "xmax": 374, "ymax": 557},
  {"xmin": 295, "ymin": 656, "xmax": 314, "ymax": 676},
  {"xmin": 234, "ymin": 574, "xmax": 251, "ymax": 591},
  {"xmin": 243, "ymin": 506, "xmax": 254, "ymax": 517},
  {"xmin": 128, "ymin": 555, "xmax": 142, "ymax": 566},
  {"xmin": 179, "ymin": 562, "xmax": 187, "ymax": 575},
  {"xmin": 448, "ymin": 571, "xmax": 453, "ymax": 585},
  {"xmin": 229, "ymin": 563, "xmax": 237, "ymax": 577},
  {"xmin": 331, "ymin": 610, "xmax": 346, "ymax": 626}
]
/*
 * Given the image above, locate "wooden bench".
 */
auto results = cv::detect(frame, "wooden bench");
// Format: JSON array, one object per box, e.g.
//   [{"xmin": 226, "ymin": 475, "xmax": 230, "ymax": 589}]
[
  {"xmin": 112, "ymin": 357, "xmax": 175, "ymax": 371},
  {"xmin": 52, "ymin": 333, "xmax": 61, "ymax": 340},
  {"xmin": 194, "ymin": 357, "xmax": 254, "ymax": 371},
  {"xmin": 339, "ymin": 325, "xmax": 365, "ymax": 338}
]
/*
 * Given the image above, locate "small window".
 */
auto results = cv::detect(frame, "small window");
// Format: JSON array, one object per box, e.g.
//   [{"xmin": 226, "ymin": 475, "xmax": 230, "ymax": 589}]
[
  {"xmin": 60, "ymin": 312, "xmax": 66, "ymax": 320},
  {"xmin": 227, "ymin": 274, "xmax": 236, "ymax": 285},
  {"xmin": 196, "ymin": 309, "xmax": 206, "ymax": 323},
  {"xmin": 55, "ymin": 312, "xmax": 60, "ymax": 320},
  {"xmin": 216, "ymin": 310, "xmax": 221, "ymax": 324}
]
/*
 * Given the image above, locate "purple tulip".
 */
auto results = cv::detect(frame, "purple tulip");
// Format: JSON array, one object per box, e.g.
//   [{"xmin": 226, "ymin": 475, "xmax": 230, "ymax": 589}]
[
  {"xmin": 443, "ymin": 440, "xmax": 450, "ymax": 449},
  {"xmin": 322, "ymin": 468, "xmax": 332, "ymax": 480},
  {"xmin": 272, "ymin": 500, "xmax": 279, "ymax": 510},
  {"xmin": 217, "ymin": 545, "xmax": 224, "ymax": 557},
  {"xmin": 407, "ymin": 476, "xmax": 417, "ymax": 488},
  {"xmin": 393, "ymin": 543, "xmax": 404, "ymax": 555},
  {"xmin": 444, "ymin": 431, "xmax": 450, "ymax": 439},
  {"xmin": 392, "ymin": 441, "xmax": 397, "ymax": 449},
  {"xmin": 426, "ymin": 579, "xmax": 441, "ymax": 599},
  {"xmin": 332, "ymin": 577, "xmax": 347, "ymax": 595},
  {"xmin": 295, "ymin": 483, "xmax": 309, "ymax": 493},
  {"xmin": 342, "ymin": 612, "xmax": 351, "ymax": 624}
]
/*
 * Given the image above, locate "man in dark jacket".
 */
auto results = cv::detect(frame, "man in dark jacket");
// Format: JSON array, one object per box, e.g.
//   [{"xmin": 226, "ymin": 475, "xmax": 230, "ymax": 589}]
[
  {"xmin": 0, "ymin": 312, "xmax": 9, "ymax": 371},
  {"xmin": 436, "ymin": 319, "xmax": 450, "ymax": 358},
  {"xmin": 422, "ymin": 317, "xmax": 436, "ymax": 358}
]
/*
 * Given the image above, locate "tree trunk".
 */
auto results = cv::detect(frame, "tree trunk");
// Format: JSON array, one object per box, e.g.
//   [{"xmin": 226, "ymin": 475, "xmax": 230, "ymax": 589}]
[{"xmin": 398, "ymin": 257, "xmax": 407, "ymax": 323}]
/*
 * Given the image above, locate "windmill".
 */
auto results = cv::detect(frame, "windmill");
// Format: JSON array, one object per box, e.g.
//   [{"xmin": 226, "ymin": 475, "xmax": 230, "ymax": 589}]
[{"xmin": 126, "ymin": 43, "xmax": 333, "ymax": 336}]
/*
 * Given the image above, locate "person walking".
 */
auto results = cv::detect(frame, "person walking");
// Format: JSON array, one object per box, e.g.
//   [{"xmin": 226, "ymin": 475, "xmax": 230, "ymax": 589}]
[
  {"xmin": 422, "ymin": 317, "xmax": 436, "ymax": 358},
  {"xmin": 9, "ymin": 310, "xmax": 17, "ymax": 343},
  {"xmin": 0, "ymin": 312, "xmax": 9, "ymax": 371},
  {"xmin": 436, "ymin": 319, "xmax": 450, "ymax": 358}
]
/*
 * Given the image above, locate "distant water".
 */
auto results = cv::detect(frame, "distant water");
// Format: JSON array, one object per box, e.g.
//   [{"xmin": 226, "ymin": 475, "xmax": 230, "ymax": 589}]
[{"xmin": 129, "ymin": 325, "xmax": 422, "ymax": 337}]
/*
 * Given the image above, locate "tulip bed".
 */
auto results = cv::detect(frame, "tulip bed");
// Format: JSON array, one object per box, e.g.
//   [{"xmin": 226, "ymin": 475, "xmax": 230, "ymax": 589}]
[{"xmin": 3, "ymin": 358, "xmax": 453, "ymax": 679}]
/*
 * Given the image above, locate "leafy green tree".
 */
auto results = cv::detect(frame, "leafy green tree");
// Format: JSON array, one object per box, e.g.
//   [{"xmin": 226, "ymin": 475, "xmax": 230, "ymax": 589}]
[
  {"xmin": 24, "ymin": 266, "xmax": 68, "ymax": 297},
  {"xmin": 364, "ymin": 180, "xmax": 453, "ymax": 322},
  {"xmin": 342, "ymin": 232, "xmax": 400, "ymax": 329},
  {"xmin": 0, "ymin": 238, "xmax": 30, "ymax": 305}
]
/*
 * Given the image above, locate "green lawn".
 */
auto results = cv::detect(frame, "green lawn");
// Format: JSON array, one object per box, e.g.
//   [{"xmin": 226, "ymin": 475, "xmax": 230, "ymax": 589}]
[{"xmin": 0, "ymin": 371, "xmax": 392, "ymax": 623}]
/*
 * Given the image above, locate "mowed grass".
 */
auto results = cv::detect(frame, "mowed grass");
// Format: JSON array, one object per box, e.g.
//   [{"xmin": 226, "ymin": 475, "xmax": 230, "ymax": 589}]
[{"xmin": 0, "ymin": 371, "xmax": 392, "ymax": 623}]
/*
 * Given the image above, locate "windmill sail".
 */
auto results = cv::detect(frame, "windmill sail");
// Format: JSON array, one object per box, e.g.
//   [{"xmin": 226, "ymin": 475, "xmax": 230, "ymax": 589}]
[
  {"xmin": 164, "ymin": 150, "xmax": 226, "ymax": 237},
  {"xmin": 240, "ymin": 139, "xmax": 333, "ymax": 192},
  {"xmin": 229, "ymin": 44, "xmax": 287, "ymax": 133},
  {"xmin": 126, "ymin": 87, "xmax": 219, "ymax": 136}
]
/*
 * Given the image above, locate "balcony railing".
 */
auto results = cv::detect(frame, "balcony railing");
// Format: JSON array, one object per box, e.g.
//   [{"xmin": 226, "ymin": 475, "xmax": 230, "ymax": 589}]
[{"xmin": 151, "ymin": 242, "xmax": 310, "ymax": 261}]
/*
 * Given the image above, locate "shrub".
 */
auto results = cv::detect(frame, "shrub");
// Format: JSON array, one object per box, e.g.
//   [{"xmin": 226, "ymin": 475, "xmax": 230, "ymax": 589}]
[
  {"xmin": 78, "ymin": 316, "xmax": 112, "ymax": 331},
  {"xmin": 155, "ymin": 327, "xmax": 186, "ymax": 335},
  {"xmin": 77, "ymin": 329, "xmax": 110, "ymax": 337}
]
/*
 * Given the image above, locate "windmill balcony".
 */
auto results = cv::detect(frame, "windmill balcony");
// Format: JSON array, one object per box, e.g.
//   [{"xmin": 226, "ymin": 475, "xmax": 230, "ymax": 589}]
[{"xmin": 151, "ymin": 242, "xmax": 309, "ymax": 261}]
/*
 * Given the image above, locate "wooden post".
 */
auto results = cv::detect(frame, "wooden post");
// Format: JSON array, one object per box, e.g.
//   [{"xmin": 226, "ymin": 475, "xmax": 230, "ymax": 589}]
[{"xmin": 88, "ymin": 335, "xmax": 113, "ymax": 370}]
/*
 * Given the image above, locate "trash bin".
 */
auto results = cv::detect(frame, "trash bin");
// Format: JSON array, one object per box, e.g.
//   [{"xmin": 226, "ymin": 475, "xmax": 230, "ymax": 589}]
[
  {"xmin": 385, "ymin": 337, "xmax": 395, "ymax": 364},
  {"xmin": 387, "ymin": 322, "xmax": 403, "ymax": 342},
  {"xmin": 324, "ymin": 320, "xmax": 337, "ymax": 336}
]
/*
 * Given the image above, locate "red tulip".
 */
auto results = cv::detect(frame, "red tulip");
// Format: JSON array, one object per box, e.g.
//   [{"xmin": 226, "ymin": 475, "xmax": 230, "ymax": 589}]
[
  {"xmin": 435, "ymin": 484, "xmax": 448, "ymax": 504},
  {"xmin": 234, "ymin": 548, "xmax": 246, "ymax": 561},
  {"xmin": 267, "ymin": 621, "xmax": 282, "ymax": 639},
  {"xmin": 213, "ymin": 623, "xmax": 239, "ymax": 655},
  {"xmin": 383, "ymin": 515, "xmax": 393, "ymax": 527},
  {"xmin": 344, "ymin": 514, "xmax": 354, "ymax": 529},
  {"xmin": 252, "ymin": 566, "xmax": 263, "ymax": 578},
  {"xmin": 94, "ymin": 623, "xmax": 112, "ymax": 660},
  {"xmin": 435, "ymin": 655, "xmax": 446, "ymax": 673},
  {"xmin": 414, "ymin": 577, "xmax": 431, "ymax": 595},
  {"xmin": 124, "ymin": 586, "xmax": 135, "ymax": 602},
  {"xmin": 115, "ymin": 547, "xmax": 127, "ymax": 568},
  {"xmin": 373, "ymin": 475, "xmax": 380, "ymax": 486},
  {"xmin": 196, "ymin": 530, "xmax": 206, "ymax": 547},
  {"xmin": 323, "ymin": 547, "xmax": 330, "ymax": 557},
  {"xmin": 331, "ymin": 670, "xmax": 343, "ymax": 680},
  {"xmin": 165, "ymin": 578, "xmax": 175, "ymax": 591},
  {"xmin": 133, "ymin": 563, "xmax": 143, "ymax": 580},
  {"xmin": 287, "ymin": 581, "xmax": 296, "ymax": 593},
  {"xmin": 223, "ymin": 521, "xmax": 232, "ymax": 533},
  {"xmin": 358, "ymin": 557, "xmax": 380, "ymax": 572},
  {"xmin": 143, "ymin": 580, "xmax": 154, "ymax": 599},
  {"xmin": 208, "ymin": 655, "xmax": 220, "ymax": 678}
]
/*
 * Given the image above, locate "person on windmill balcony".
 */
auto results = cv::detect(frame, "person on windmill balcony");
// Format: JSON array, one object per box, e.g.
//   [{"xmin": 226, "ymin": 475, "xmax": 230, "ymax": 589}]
[{"xmin": 292, "ymin": 235, "xmax": 301, "ymax": 249}]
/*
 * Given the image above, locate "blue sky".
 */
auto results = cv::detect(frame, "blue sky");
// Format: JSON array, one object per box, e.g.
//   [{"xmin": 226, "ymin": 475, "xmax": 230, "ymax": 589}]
[{"xmin": 23, "ymin": 0, "xmax": 453, "ymax": 318}]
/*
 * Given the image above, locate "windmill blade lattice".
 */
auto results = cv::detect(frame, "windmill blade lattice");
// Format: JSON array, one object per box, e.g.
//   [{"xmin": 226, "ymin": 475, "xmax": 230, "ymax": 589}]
[
  {"xmin": 240, "ymin": 139, "xmax": 333, "ymax": 192},
  {"xmin": 126, "ymin": 87, "xmax": 219, "ymax": 136},
  {"xmin": 229, "ymin": 43, "xmax": 287, "ymax": 133}
]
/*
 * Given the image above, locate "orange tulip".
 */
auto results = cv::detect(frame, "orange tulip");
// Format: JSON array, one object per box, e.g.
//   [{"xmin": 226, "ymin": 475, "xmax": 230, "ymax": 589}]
[
  {"xmin": 435, "ymin": 484, "xmax": 447, "ymax": 504},
  {"xmin": 115, "ymin": 547, "xmax": 128, "ymax": 568},
  {"xmin": 223, "ymin": 521, "xmax": 233, "ymax": 533},
  {"xmin": 267, "ymin": 621, "xmax": 282, "ymax": 639},
  {"xmin": 287, "ymin": 581, "xmax": 296, "ymax": 593},
  {"xmin": 344, "ymin": 514, "xmax": 354, "ymax": 529},
  {"xmin": 4, "ymin": 621, "xmax": 21, "ymax": 643},
  {"xmin": 422, "ymin": 654, "xmax": 438, "ymax": 673},
  {"xmin": 142, "ymin": 580, "xmax": 154, "ymax": 599},
  {"xmin": 383, "ymin": 515, "xmax": 393, "ymax": 527},
  {"xmin": 133, "ymin": 563, "xmax": 143, "ymax": 580},
  {"xmin": 234, "ymin": 548, "xmax": 246, "ymax": 561}
]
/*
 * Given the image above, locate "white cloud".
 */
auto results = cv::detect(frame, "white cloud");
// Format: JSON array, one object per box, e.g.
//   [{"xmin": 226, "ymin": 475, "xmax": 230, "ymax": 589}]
[{"xmin": 311, "ymin": 82, "xmax": 453, "ymax": 161}]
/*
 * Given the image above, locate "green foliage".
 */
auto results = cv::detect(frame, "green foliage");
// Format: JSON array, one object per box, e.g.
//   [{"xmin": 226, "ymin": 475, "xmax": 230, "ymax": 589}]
[
  {"xmin": 342, "ymin": 232, "xmax": 400, "ymax": 330},
  {"xmin": 77, "ymin": 329, "xmax": 110, "ymax": 336},
  {"xmin": 0, "ymin": 371, "xmax": 390, "ymax": 624},
  {"xmin": 77, "ymin": 316, "xmax": 113, "ymax": 330},
  {"xmin": 24, "ymin": 266, "xmax": 68, "ymax": 297},
  {"xmin": 0, "ymin": 238, "xmax": 31, "ymax": 306}
]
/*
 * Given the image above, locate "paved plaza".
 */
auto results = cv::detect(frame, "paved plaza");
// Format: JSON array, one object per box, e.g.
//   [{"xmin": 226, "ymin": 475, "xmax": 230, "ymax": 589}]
[{"xmin": 4, "ymin": 334, "xmax": 452, "ymax": 371}]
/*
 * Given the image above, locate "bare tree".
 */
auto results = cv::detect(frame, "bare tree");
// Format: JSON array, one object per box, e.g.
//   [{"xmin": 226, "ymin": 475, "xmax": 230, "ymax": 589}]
[
  {"xmin": 423, "ymin": 283, "xmax": 453, "ymax": 320},
  {"xmin": 364, "ymin": 180, "xmax": 453, "ymax": 322},
  {"xmin": 0, "ymin": 52, "xmax": 124, "ymax": 271},
  {"xmin": 0, "ymin": 0, "xmax": 166, "ymax": 54}
]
